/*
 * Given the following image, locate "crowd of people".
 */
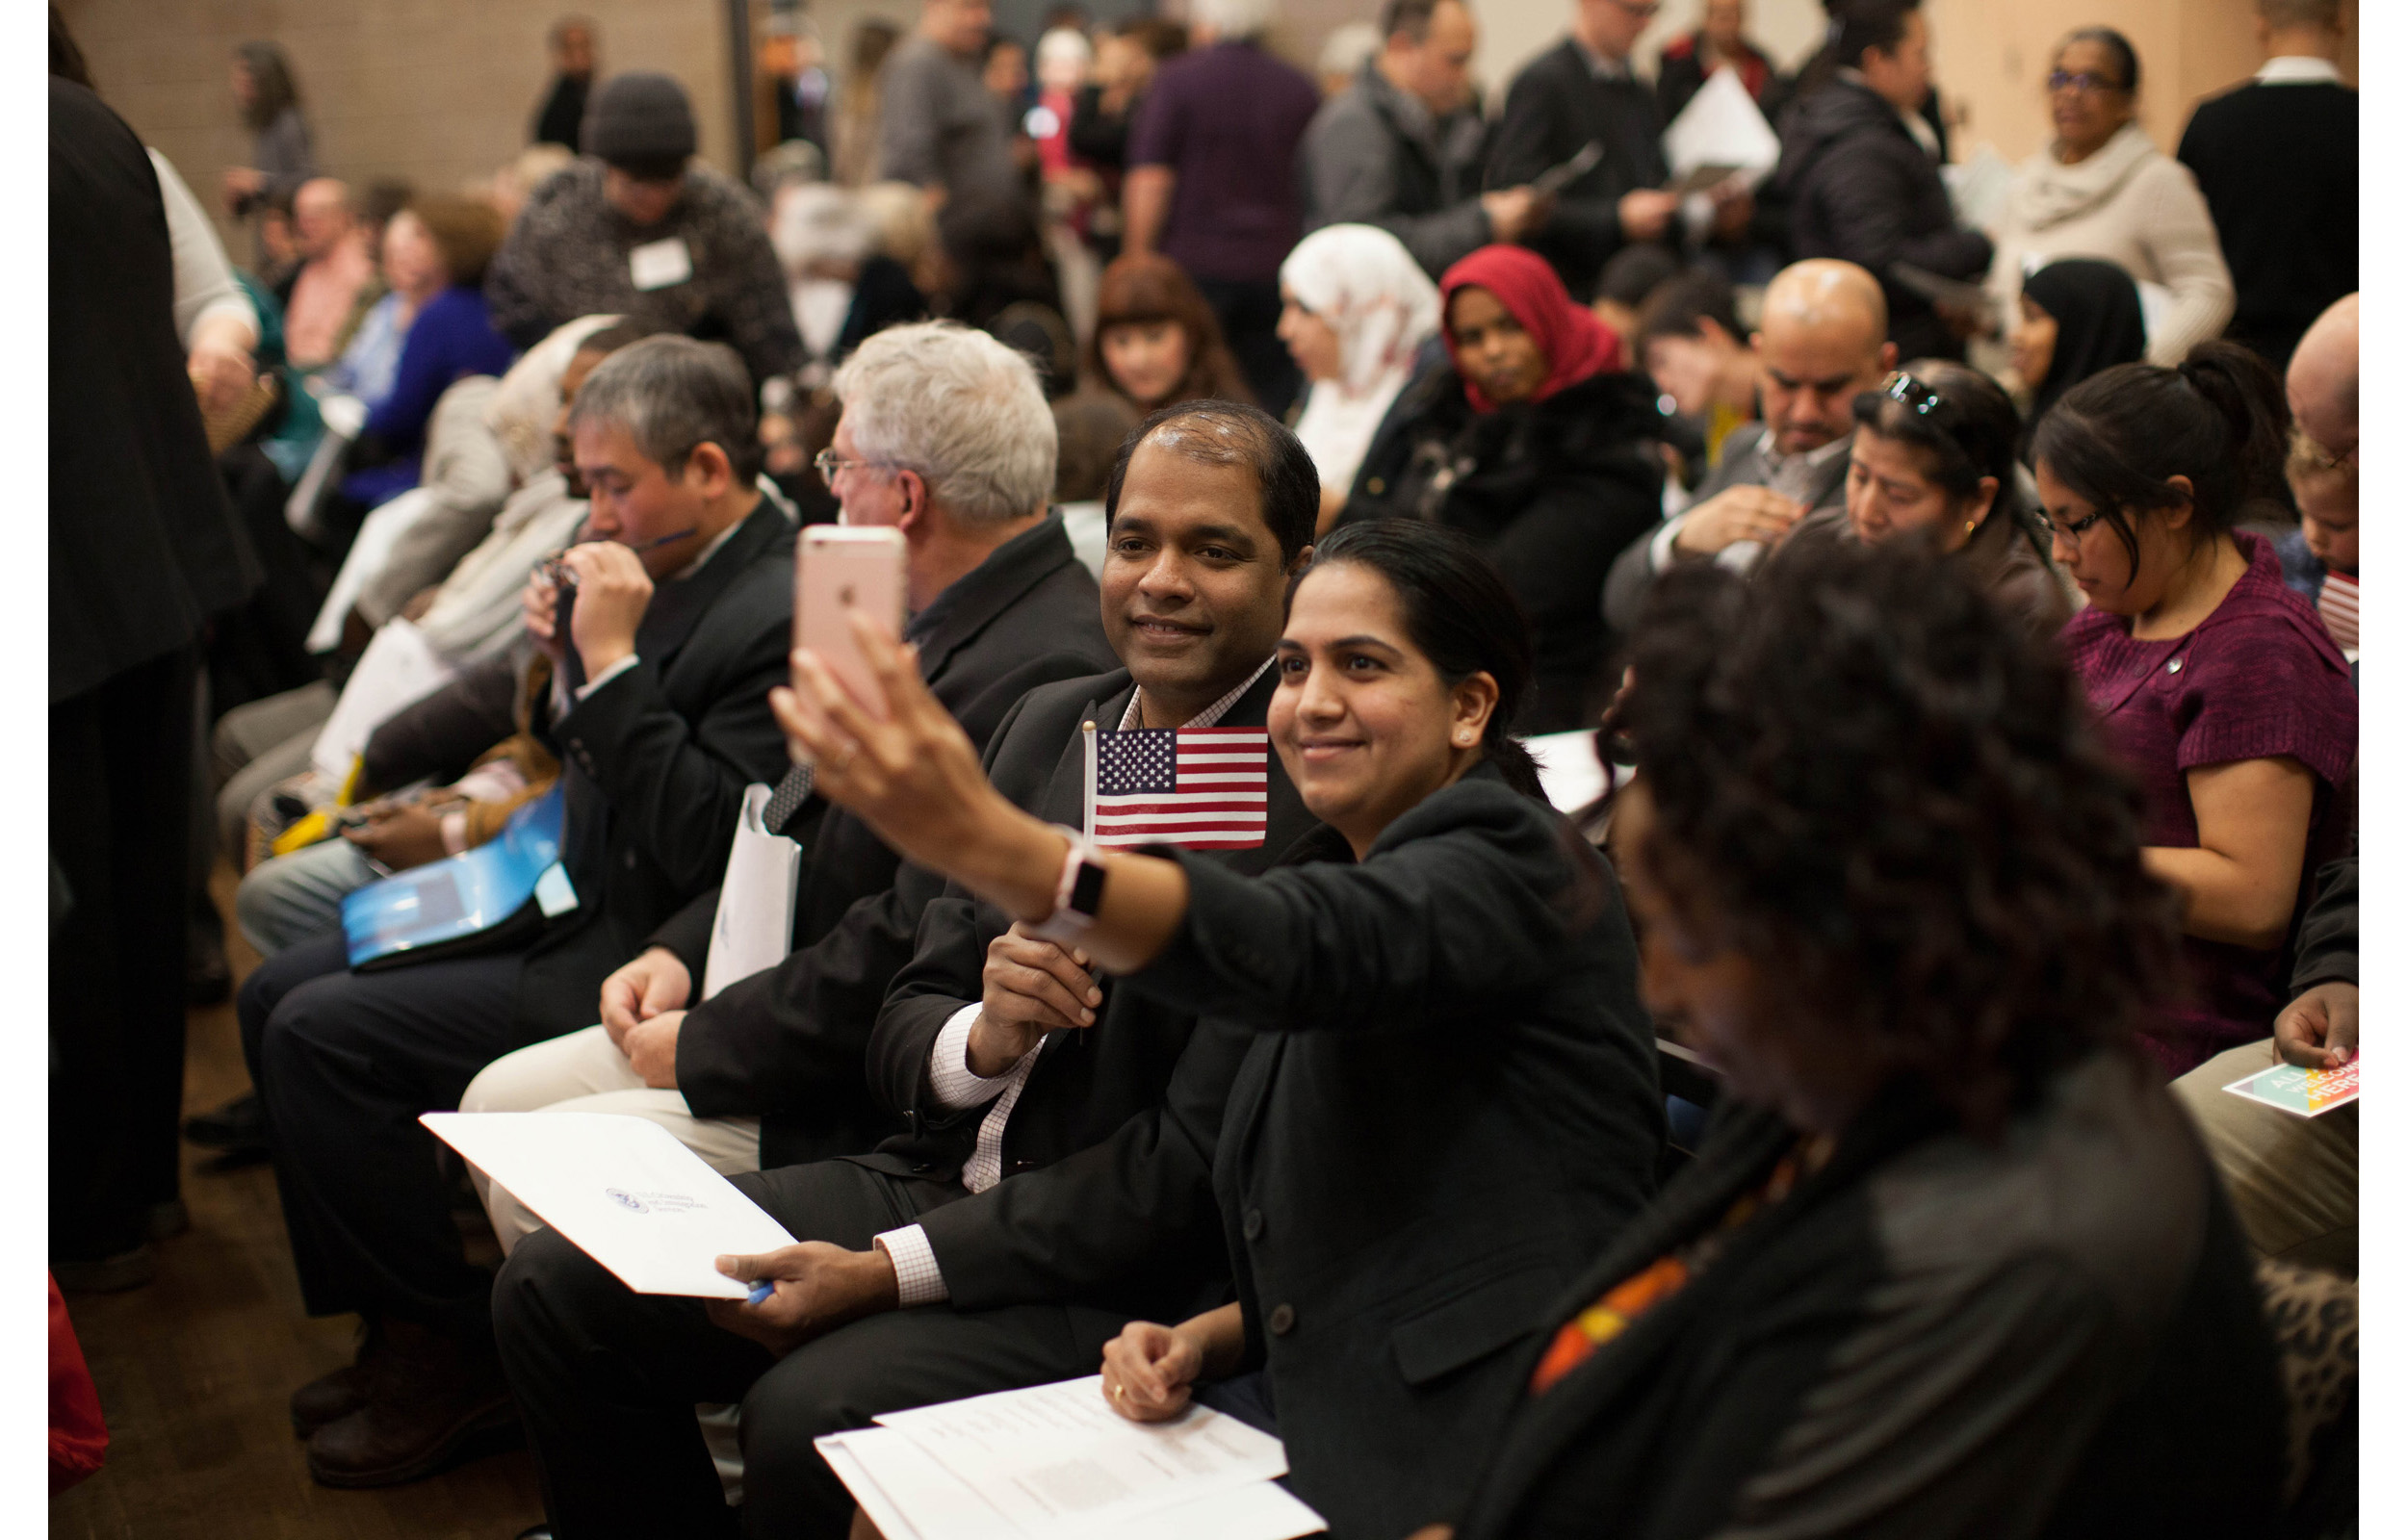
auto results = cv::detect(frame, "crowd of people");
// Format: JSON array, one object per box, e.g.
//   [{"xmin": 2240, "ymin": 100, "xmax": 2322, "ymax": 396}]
[{"xmin": 46, "ymin": 0, "xmax": 2360, "ymax": 1532}]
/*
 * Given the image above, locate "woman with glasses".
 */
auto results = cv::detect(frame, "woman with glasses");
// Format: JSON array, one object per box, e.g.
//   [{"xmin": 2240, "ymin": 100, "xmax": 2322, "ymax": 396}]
[
  {"xmin": 2033, "ymin": 340, "xmax": 2355, "ymax": 1078},
  {"xmin": 1780, "ymin": 361, "xmax": 2071, "ymax": 645},
  {"xmin": 1417, "ymin": 537, "xmax": 2285, "ymax": 1540},
  {"xmin": 1987, "ymin": 28, "xmax": 2233, "ymax": 367}
]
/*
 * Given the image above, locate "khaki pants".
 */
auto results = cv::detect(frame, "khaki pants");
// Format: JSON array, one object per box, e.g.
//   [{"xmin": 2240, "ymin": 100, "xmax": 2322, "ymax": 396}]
[
  {"xmin": 459, "ymin": 1025, "xmax": 762, "ymax": 1255},
  {"xmin": 2170, "ymin": 1038, "xmax": 2357, "ymax": 1276}
]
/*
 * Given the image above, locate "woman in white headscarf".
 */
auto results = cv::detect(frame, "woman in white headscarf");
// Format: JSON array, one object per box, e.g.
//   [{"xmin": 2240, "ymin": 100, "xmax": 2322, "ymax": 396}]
[{"xmin": 1278, "ymin": 223, "xmax": 1442, "ymax": 530}]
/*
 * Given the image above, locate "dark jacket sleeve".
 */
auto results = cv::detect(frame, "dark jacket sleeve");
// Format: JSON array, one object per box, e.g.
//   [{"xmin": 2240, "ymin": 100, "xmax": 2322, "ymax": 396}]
[
  {"xmin": 551, "ymin": 611, "xmax": 792, "ymax": 897},
  {"xmin": 913, "ymin": 1015, "xmax": 1251, "ymax": 1317},
  {"xmin": 678, "ymin": 860, "xmax": 952, "ymax": 1120},
  {"xmin": 711, "ymin": 200, "xmax": 807, "ymax": 383},
  {"xmin": 481, "ymin": 186, "xmax": 562, "ymax": 352},
  {"xmin": 1816, "ymin": 138, "xmax": 1990, "ymax": 282},
  {"xmin": 1131, "ymin": 781, "xmax": 1573, "ymax": 1034},
  {"xmin": 2291, "ymin": 853, "xmax": 2357, "ymax": 992},
  {"xmin": 357, "ymin": 652, "xmax": 524, "ymax": 794}
]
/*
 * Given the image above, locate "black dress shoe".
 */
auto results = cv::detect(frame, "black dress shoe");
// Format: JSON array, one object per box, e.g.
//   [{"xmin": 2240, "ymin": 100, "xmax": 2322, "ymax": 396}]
[
  {"xmin": 293, "ymin": 1320, "xmax": 387, "ymax": 1439},
  {"xmin": 184, "ymin": 1091, "xmax": 268, "ymax": 1154}
]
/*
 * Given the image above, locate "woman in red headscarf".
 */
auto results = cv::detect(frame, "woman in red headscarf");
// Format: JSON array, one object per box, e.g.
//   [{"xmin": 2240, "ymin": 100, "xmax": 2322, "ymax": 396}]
[{"xmin": 1344, "ymin": 244, "xmax": 1666, "ymax": 731}]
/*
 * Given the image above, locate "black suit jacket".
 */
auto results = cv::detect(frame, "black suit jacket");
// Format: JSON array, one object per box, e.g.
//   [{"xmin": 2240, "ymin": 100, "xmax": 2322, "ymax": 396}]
[
  {"xmin": 2177, "ymin": 80, "xmax": 2357, "ymax": 369},
  {"xmin": 509, "ymin": 500, "xmax": 796, "ymax": 1045},
  {"xmin": 857, "ymin": 666, "xmax": 1325, "ymax": 1322},
  {"xmin": 666, "ymin": 517, "xmax": 1116, "ymax": 1166},
  {"xmin": 51, "ymin": 80, "xmax": 261, "ymax": 704},
  {"xmin": 1127, "ymin": 766, "xmax": 1662, "ymax": 1538},
  {"xmin": 1484, "ymin": 40, "xmax": 1670, "ymax": 299}
]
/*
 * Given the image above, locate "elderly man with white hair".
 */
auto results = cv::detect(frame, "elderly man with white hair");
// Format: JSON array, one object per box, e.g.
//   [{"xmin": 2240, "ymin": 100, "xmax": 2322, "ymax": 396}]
[{"xmin": 461, "ymin": 320, "xmax": 1113, "ymax": 1215}]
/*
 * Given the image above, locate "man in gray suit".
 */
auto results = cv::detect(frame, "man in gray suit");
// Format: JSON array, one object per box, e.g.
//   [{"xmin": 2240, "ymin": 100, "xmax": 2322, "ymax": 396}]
[{"xmin": 1606, "ymin": 259, "xmax": 1893, "ymax": 636}]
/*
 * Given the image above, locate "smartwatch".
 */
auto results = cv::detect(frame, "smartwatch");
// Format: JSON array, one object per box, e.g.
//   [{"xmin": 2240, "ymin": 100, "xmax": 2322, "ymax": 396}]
[{"xmin": 1032, "ymin": 826, "xmax": 1107, "ymax": 944}]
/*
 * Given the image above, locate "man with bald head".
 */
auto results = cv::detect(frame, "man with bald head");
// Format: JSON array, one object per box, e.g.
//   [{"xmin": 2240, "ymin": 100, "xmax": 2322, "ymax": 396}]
[
  {"xmin": 279, "ymin": 177, "xmax": 377, "ymax": 371},
  {"xmin": 2289, "ymin": 292, "xmax": 2357, "ymax": 469},
  {"xmin": 1605, "ymin": 258, "xmax": 1895, "ymax": 634}
]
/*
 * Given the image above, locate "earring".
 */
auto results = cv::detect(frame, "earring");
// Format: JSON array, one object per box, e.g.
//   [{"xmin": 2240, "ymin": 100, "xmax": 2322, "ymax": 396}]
[{"xmin": 1965, "ymin": 516, "xmax": 1979, "ymax": 534}]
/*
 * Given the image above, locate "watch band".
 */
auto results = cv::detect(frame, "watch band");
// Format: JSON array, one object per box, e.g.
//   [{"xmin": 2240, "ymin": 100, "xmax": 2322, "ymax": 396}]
[{"xmin": 1031, "ymin": 826, "xmax": 1106, "ymax": 944}]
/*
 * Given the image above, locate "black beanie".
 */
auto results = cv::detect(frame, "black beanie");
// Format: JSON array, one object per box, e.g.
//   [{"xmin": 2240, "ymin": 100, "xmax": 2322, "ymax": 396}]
[{"xmin": 583, "ymin": 72, "xmax": 697, "ymax": 174}]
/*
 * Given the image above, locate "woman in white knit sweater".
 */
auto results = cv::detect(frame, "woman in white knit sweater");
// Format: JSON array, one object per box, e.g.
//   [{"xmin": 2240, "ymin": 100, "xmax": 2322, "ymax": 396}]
[{"xmin": 1987, "ymin": 28, "xmax": 2233, "ymax": 367}]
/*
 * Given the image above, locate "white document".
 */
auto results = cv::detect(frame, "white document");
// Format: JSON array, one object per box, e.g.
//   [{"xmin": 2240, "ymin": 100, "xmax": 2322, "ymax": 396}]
[
  {"xmin": 1662, "ymin": 67, "xmax": 1781, "ymax": 191},
  {"xmin": 308, "ymin": 617, "xmax": 461, "ymax": 782},
  {"xmin": 872, "ymin": 1376, "xmax": 1292, "ymax": 1536},
  {"xmin": 629, "ymin": 237, "xmax": 694, "ymax": 291},
  {"xmin": 701, "ymin": 783, "xmax": 803, "ymax": 1000},
  {"xmin": 420, "ymin": 1113, "xmax": 793, "ymax": 1297},
  {"xmin": 1522, "ymin": 730, "xmax": 1615, "ymax": 815},
  {"xmin": 817, "ymin": 1414, "xmax": 1327, "ymax": 1540}
]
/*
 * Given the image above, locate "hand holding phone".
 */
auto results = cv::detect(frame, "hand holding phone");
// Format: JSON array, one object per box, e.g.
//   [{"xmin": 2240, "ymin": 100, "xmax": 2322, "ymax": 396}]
[{"xmin": 794, "ymin": 526, "xmax": 908, "ymax": 723}]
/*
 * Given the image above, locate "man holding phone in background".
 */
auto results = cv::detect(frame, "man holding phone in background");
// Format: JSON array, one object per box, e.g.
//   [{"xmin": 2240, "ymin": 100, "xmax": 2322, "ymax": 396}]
[
  {"xmin": 238, "ymin": 335, "xmax": 800, "ymax": 1489},
  {"xmin": 494, "ymin": 400, "xmax": 1333, "ymax": 1539},
  {"xmin": 463, "ymin": 320, "xmax": 1117, "ymax": 1219}
]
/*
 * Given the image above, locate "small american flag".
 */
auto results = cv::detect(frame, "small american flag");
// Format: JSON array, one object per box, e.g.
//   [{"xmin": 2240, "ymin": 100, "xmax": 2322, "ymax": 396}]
[{"xmin": 1084, "ymin": 724, "xmax": 1269, "ymax": 849}]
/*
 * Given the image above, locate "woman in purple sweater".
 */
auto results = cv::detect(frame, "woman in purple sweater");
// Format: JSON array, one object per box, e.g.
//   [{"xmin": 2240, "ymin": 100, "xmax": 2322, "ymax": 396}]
[
  {"xmin": 2033, "ymin": 340, "xmax": 2355, "ymax": 1078},
  {"xmin": 340, "ymin": 192, "xmax": 517, "ymax": 508}
]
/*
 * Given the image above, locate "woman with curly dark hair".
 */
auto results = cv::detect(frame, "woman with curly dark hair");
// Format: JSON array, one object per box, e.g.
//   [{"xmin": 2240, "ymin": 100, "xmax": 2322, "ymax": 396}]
[
  {"xmin": 2035, "ymin": 340, "xmax": 2355, "ymax": 1077},
  {"xmin": 1420, "ymin": 539, "xmax": 2285, "ymax": 1539}
]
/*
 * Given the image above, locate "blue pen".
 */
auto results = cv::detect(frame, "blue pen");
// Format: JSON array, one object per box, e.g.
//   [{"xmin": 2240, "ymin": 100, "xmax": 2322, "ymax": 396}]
[{"xmin": 747, "ymin": 1279, "xmax": 775, "ymax": 1306}]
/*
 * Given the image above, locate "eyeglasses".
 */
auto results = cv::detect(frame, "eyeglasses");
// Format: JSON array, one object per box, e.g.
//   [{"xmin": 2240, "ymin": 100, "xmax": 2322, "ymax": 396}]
[
  {"xmin": 2293, "ymin": 431, "xmax": 2350, "ymax": 475},
  {"xmin": 814, "ymin": 449, "xmax": 906, "ymax": 486},
  {"xmin": 1600, "ymin": 0, "xmax": 1663, "ymax": 19},
  {"xmin": 2032, "ymin": 506, "xmax": 2110, "ymax": 541},
  {"xmin": 2046, "ymin": 70, "xmax": 2126, "ymax": 94}
]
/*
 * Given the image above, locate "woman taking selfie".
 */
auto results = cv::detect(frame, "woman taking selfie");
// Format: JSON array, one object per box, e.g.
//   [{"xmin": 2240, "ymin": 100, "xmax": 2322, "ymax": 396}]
[
  {"xmin": 1786, "ymin": 359, "xmax": 2070, "ymax": 644},
  {"xmin": 2033, "ymin": 341, "xmax": 2356, "ymax": 1077},
  {"xmin": 1345, "ymin": 244, "xmax": 1664, "ymax": 732},
  {"xmin": 1423, "ymin": 541, "xmax": 2284, "ymax": 1539},
  {"xmin": 775, "ymin": 518, "xmax": 1664, "ymax": 1539}
]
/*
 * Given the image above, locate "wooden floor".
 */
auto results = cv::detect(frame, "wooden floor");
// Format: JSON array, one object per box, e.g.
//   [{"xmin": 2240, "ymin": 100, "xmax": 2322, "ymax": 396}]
[{"xmin": 50, "ymin": 864, "xmax": 546, "ymax": 1540}]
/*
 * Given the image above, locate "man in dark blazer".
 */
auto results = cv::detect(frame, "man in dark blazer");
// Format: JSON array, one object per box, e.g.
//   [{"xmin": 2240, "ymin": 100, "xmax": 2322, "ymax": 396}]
[
  {"xmin": 493, "ymin": 402, "xmax": 1328, "ymax": 1539},
  {"xmin": 2175, "ymin": 1, "xmax": 2357, "ymax": 371},
  {"xmin": 51, "ymin": 77, "xmax": 264, "ymax": 1288},
  {"xmin": 460, "ymin": 321, "xmax": 1118, "ymax": 1191},
  {"xmin": 238, "ymin": 337, "xmax": 798, "ymax": 1488},
  {"xmin": 1482, "ymin": 0, "xmax": 1681, "ymax": 299}
]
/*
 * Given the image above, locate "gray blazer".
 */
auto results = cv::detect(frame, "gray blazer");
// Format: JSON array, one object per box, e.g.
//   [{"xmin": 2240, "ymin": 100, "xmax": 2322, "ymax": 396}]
[
  {"xmin": 1602, "ymin": 422, "xmax": 1853, "ymax": 636},
  {"xmin": 1302, "ymin": 64, "xmax": 1493, "ymax": 279}
]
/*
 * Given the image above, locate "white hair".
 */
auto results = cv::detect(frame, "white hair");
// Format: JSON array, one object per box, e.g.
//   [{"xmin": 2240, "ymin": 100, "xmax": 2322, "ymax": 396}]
[
  {"xmin": 832, "ymin": 321, "xmax": 1056, "ymax": 524},
  {"xmin": 1317, "ymin": 21, "xmax": 1382, "ymax": 80},
  {"xmin": 1190, "ymin": 0, "xmax": 1272, "ymax": 40}
]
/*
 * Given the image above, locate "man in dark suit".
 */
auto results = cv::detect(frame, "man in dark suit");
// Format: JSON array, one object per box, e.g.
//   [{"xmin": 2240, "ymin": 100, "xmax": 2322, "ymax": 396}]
[
  {"xmin": 238, "ymin": 337, "xmax": 798, "ymax": 1488},
  {"xmin": 1606, "ymin": 258, "xmax": 1893, "ymax": 636},
  {"xmin": 50, "ymin": 78, "xmax": 264, "ymax": 1290},
  {"xmin": 1483, "ymin": 0, "xmax": 1682, "ymax": 299},
  {"xmin": 2176, "ymin": 0, "xmax": 2357, "ymax": 371},
  {"xmin": 459, "ymin": 321, "xmax": 1119, "ymax": 1209},
  {"xmin": 493, "ymin": 402, "xmax": 1328, "ymax": 1539}
]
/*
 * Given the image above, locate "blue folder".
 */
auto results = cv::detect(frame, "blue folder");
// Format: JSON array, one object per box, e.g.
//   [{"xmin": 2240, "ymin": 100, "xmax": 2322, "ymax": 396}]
[{"xmin": 342, "ymin": 783, "xmax": 576, "ymax": 968}]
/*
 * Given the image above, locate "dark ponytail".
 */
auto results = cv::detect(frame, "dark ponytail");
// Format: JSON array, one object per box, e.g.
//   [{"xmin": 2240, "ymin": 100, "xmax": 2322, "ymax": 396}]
[
  {"xmin": 1301, "ymin": 521, "xmax": 1543, "ymax": 800},
  {"xmin": 2028, "ymin": 338, "xmax": 2291, "ymax": 580}
]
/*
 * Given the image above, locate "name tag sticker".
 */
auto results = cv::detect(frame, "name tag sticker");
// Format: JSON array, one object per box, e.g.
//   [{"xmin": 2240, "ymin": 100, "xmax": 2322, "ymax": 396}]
[{"xmin": 629, "ymin": 238, "xmax": 694, "ymax": 292}]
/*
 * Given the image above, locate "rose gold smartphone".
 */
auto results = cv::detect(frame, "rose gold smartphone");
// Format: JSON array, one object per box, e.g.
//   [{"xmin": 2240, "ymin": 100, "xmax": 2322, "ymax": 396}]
[{"xmin": 795, "ymin": 526, "xmax": 908, "ymax": 718}]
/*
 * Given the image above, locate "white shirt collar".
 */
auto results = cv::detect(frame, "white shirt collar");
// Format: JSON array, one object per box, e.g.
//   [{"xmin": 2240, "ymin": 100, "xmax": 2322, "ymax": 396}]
[
  {"xmin": 1121, "ymin": 653, "xmax": 1278, "ymax": 731},
  {"xmin": 666, "ymin": 516, "xmax": 746, "ymax": 580},
  {"xmin": 2256, "ymin": 56, "xmax": 2344, "ymax": 85},
  {"xmin": 1764, "ymin": 430, "xmax": 1855, "ymax": 474}
]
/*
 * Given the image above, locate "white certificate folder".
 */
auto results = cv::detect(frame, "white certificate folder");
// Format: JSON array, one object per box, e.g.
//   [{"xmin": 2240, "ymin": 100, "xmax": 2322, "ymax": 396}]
[{"xmin": 420, "ymin": 1112, "xmax": 794, "ymax": 1298}]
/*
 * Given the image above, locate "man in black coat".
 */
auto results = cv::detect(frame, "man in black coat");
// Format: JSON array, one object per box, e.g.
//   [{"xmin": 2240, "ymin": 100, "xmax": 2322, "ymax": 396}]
[
  {"xmin": 1482, "ymin": 0, "xmax": 1681, "ymax": 299},
  {"xmin": 1772, "ymin": 0, "xmax": 1989, "ymax": 362},
  {"xmin": 492, "ymin": 402, "xmax": 1328, "ymax": 1540},
  {"xmin": 459, "ymin": 321, "xmax": 1117, "ymax": 1196},
  {"xmin": 51, "ymin": 78, "xmax": 263, "ymax": 1288},
  {"xmin": 2175, "ymin": 1, "xmax": 2357, "ymax": 371},
  {"xmin": 238, "ymin": 337, "xmax": 798, "ymax": 1488}
]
